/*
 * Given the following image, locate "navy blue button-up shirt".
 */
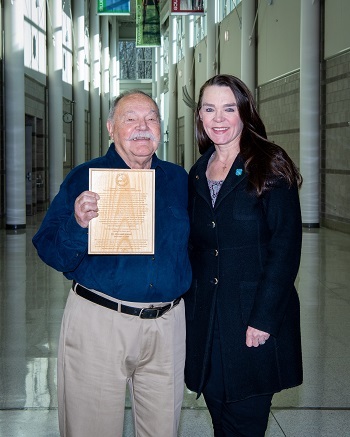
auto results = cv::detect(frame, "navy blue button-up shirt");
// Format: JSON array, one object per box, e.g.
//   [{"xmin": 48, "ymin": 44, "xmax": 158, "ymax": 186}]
[{"xmin": 33, "ymin": 145, "xmax": 191, "ymax": 302}]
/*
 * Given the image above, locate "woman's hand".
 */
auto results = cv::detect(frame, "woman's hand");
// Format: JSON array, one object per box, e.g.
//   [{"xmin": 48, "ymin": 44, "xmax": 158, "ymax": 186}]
[{"xmin": 246, "ymin": 326, "xmax": 270, "ymax": 347}]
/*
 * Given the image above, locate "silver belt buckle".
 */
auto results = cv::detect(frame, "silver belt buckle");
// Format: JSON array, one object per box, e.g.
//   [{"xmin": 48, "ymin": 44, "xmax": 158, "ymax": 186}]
[{"xmin": 139, "ymin": 307, "xmax": 161, "ymax": 319}]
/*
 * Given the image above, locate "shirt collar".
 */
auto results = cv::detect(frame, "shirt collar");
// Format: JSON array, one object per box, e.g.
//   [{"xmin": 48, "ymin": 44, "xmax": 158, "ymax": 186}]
[{"xmin": 107, "ymin": 143, "xmax": 163, "ymax": 171}]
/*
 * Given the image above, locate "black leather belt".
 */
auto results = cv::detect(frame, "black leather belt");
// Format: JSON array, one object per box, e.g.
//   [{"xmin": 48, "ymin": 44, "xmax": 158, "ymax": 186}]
[{"xmin": 73, "ymin": 281, "xmax": 181, "ymax": 319}]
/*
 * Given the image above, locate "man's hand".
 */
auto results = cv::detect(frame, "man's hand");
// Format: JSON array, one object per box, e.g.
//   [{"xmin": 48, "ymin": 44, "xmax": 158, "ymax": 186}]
[
  {"xmin": 74, "ymin": 191, "xmax": 100, "ymax": 228},
  {"xmin": 246, "ymin": 326, "xmax": 270, "ymax": 348}
]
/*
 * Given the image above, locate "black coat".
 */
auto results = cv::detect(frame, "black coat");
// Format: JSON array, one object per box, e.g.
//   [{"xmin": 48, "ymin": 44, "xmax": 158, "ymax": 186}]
[{"xmin": 184, "ymin": 147, "xmax": 303, "ymax": 402}]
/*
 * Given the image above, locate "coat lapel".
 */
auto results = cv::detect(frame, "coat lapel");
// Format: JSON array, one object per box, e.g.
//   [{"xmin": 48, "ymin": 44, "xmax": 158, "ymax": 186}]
[
  {"xmin": 192, "ymin": 149, "xmax": 247, "ymax": 210},
  {"xmin": 214, "ymin": 155, "xmax": 246, "ymax": 209},
  {"xmin": 192, "ymin": 154, "xmax": 213, "ymax": 208}
]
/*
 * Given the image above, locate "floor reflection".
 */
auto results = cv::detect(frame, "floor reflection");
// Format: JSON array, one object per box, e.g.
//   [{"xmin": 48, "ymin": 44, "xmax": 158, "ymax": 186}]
[{"xmin": 1, "ymin": 217, "xmax": 350, "ymax": 436}]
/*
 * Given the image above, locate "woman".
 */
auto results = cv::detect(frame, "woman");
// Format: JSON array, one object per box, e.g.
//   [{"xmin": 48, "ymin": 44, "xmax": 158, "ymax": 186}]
[{"xmin": 184, "ymin": 74, "xmax": 303, "ymax": 436}]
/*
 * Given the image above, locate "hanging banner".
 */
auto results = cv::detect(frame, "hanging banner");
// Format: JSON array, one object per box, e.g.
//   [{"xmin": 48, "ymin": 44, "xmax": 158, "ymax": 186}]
[
  {"xmin": 98, "ymin": 0, "xmax": 131, "ymax": 15},
  {"xmin": 171, "ymin": 0, "xmax": 204, "ymax": 15},
  {"xmin": 136, "ymin": 0, "xmax": 161, "ymax": 47}
]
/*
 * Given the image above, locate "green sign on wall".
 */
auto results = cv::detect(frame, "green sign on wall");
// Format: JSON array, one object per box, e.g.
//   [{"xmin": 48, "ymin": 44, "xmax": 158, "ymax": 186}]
[
  {"xmin": 136, "ymin": 0, "xmax": 161, "ymax": 47},
  {"xmin": 98, "ymin": 0, "xmax": 130, "ymax": 15}
]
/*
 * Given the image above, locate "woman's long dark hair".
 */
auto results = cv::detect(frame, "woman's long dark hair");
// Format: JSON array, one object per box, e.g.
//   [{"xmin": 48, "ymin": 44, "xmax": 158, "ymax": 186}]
[{"xmin": 196, "ymin": 74, "xmax": 302, "ymax": 195}]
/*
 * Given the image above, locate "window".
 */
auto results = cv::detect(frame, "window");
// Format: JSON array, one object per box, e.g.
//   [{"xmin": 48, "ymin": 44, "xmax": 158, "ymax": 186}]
[
  {"xmin": 119, "ymin": 41, "xmax": 153, "ymax": 80},
  {"xmin": 177, "ymin": 17, "xmax": 185, "ymax": 60},
  {"xmin": 194, "ymin": 14, "xmax": 206, "ymax": 44},
  {"xmin": 217, "ymin": 0, "xmax": 242, "ymax": 21}
]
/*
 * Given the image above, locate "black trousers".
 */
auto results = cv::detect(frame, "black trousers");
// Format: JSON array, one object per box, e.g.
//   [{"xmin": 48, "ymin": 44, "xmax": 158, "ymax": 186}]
[{"xmin": 202, "ymin": 318, "xmax": 273, "ymax": 437}]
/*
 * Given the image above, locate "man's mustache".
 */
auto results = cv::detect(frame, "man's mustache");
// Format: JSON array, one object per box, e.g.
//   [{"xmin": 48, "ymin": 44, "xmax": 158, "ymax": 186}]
[{"xmin": 128, "ymin": 132, "xmax": 158, "ymax": 141}]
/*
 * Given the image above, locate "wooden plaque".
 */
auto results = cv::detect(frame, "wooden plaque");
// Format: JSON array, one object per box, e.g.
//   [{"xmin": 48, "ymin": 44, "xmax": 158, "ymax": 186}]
[{"xmin": 88, "ymin": 169, "xmax": 155, "ymax": 255}]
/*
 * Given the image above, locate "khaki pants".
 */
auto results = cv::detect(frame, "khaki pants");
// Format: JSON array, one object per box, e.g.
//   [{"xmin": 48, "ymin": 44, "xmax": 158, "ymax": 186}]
[{"xmin": 58, "ymin": 288, "xmax": 186, "ymax": 437}]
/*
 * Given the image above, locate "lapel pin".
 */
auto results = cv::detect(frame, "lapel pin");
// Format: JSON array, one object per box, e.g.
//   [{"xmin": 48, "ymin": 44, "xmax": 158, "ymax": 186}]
[{"xmin": 235, "ymin": 169, "xmax": 243, "ymax": 176}]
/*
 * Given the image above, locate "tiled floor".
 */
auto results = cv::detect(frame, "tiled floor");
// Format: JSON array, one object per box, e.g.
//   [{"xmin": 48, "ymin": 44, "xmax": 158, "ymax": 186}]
[{"xmin": 0, "ymin": 215, "xmax": 349, "ymax": 436}]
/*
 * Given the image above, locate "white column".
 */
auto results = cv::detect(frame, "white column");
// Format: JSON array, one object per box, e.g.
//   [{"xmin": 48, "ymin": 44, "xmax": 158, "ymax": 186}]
[
  {"xmin": 241, "ymin": 0, "xmax": 255, "ymax": 93},
  {"xmin": 48, "ymin": 0, "xmax": 63, "ymax": 201},
  {"xmin": 4, "ymin": 0, "xmax": 26, "ymax": 228},
  {"xmin": 156, "ymin": 45, "xmax": 165, "ymax": 160},
  {"xmin": 116, "ymin": 22, "xmax": 120, "ymax": 98},
  {"xmin": 101, "ymin": 16, "xmax": 110, "ymax": 154},
  {"xmin": 154, "ymin": 47, "xmax": 163, "ymax": 159},
  {"xmin": 168, "ymin": 16, "xmax": 177, "ymax": 164},
  {"xmin": 206, "ymin": 0, "xmax": 216, "ymax": 80},
  {"xmin": 4, "ymin": 233, "xmax": 27, "ymax": 399},
  {"xmin": 156, "ymin": 47, "xmax": 161, "ymax": 107},
  {"xmin": 184, "ymin": 16, "xmax": 194, "ymax": 172},
  {"xmin": 110, "ymin": 18, "xmax": 118, "ymax": 101},
  {"xmin": 90, "ymin": 3, "xmax": 101, "ymax": 159},
  {"xmin": 152, "ymin": 49, "xmax": 157, "ymax": 100},
  {"xmin": 300, "ymin": 0, "xmax": 320, "ymax": 227},
  {"xmin": 73, "ymin": 0, "xmax": 86, "ymax": 166}
]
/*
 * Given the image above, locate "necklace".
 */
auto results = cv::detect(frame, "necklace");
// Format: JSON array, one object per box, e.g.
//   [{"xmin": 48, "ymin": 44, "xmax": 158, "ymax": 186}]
[
  {"xmin": 217, "ymin": 158, "xmax": 229, "ymax": 171},
  {"xmin": 215, "ymin": 151, "xmax": 238, "ymax": 172}
]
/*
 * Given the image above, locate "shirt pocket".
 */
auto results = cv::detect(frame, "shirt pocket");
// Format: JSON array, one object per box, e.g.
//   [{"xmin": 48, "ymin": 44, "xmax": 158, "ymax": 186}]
[{"xmin": 168, "ymin": 205, "xmax": 190, "ymax": 244}]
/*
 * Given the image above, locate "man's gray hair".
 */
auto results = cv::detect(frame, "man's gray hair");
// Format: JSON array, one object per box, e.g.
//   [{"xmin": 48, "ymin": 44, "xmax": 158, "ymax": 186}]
[{"xmin": 108, "ymin": 90, "xmax": 161, "ymax": 124}]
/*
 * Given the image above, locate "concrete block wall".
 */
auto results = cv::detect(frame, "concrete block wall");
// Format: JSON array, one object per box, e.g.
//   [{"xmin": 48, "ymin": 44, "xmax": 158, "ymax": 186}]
[
  {"xmin": 257, "ymin": 72, "xmax": 300, "ymax": 168},
  {"xmin": 321, "ymin": 50, "xmax": 350, "ymax": 233}
]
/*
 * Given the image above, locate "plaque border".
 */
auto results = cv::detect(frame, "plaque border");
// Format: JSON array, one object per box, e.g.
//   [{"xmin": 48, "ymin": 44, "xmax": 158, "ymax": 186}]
[{"xmin": 88, "ymin": 168, "xmax": 155, "ymax": 255}]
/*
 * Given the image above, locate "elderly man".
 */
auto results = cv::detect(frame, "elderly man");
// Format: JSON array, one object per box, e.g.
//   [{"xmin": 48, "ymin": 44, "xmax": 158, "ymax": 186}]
[{"xmin": 33, "ymin": 90, "xmax": 191, "ymax": 437}]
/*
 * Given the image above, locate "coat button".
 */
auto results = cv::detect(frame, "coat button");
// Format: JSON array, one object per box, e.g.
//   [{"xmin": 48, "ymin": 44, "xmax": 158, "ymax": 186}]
[
  {"xmin": 213, "ymin": 277, "xmax": 218, "ymax": 285},
  {"xmin": 211, "ymin": 221, "xmax": 216, "ymax": 228},
  {"xmin": 214, "ymin": 249, "xmax": 219, "ymax": 256}
]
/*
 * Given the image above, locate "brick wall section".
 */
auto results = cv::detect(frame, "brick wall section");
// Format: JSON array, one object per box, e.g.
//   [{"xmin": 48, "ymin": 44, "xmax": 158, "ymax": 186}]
[
  {"xmin": 321, "ymin": 50, "xmax": 350, "ymax": 233},
  {"xmin": 257, "ymin": 72, "xmax": 300, "ymax": 168},
  {"xmin": 257, "ymin": 62, "xmax": 350, "ymax": 234}
]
